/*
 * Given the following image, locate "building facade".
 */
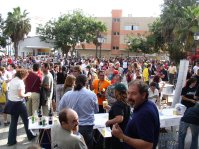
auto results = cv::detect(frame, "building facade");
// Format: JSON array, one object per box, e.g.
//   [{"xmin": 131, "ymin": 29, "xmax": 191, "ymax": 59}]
[
  {"xmin": 16, "ymin": 10, "xmax": 157, "ymax": 58},
  {"xmin": 18, "ymin": 36, "xmax": 54, "ymax": 57},
  {"xmin": 78, "ymin": 9, "xmax": 157, "ymax": 58}
]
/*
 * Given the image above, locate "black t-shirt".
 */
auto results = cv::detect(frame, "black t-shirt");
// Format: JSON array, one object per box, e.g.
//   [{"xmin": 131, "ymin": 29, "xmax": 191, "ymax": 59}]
[
  {"xmin": 50, "ymin": 70, "xmax": 55, "ymax": 79},
  {"xmin": 181, "ymin": 104, "xmax": 199, "ymax": 125},
  {"xmin": 181, "ymin": 86, "xmax": 197, "ymax": 108},
  {"xmin": 56, "ymin": 72, "xmax": 66, "ymax": 84},
  {"xmin": 109, "ymin": 100, "xmax": 130, "ymax": 131},
  {"xmin": 151, "ymin": 65, "xmax": 156, "ymax": 75},
  {"xmin": 195, "ymin": 86, "xmax": 199, "ymax": 97},
  {"xmin": 194, "ymin": 75, "xmax": 199, "ymax": 88}
]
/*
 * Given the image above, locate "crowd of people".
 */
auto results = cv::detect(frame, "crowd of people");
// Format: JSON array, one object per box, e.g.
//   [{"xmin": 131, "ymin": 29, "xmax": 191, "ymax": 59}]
[{"xmin": 0, "ymin": 55, "xmax": 198, "ymax": 149}]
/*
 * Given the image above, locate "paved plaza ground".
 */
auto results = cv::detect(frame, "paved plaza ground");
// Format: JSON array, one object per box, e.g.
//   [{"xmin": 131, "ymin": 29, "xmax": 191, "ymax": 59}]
[{"xmin": 0, "ymin": 115, "xmax": 38, "ymax": 149}]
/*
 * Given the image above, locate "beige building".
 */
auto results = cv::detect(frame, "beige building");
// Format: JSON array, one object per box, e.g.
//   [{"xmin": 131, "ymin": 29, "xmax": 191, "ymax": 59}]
[
  {"xmin": 17, "ymin": 10, "xmax": 157, "ymax": 58},
  {"xmin": 78, "ymin": 9, "xmax": 157, "ymax": 58}
]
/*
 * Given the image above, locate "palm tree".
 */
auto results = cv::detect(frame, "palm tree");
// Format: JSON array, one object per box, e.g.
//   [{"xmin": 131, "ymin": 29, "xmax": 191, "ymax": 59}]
[
  {"xmin": 3, "ymin": 7, "xmax": 31, "ymax": 58},
  {"xmin": 175, "ymin": 5, "xmax": 199, "ymax": 51}
]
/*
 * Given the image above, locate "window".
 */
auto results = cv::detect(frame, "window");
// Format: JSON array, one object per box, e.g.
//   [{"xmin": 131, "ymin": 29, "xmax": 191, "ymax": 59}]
[
  {"xmin": 116, "ymin": 46, "xmax": 119, "ymax": 50},
  {"xmin": 124, "ymin": 25, "xmax": 139, "ymax": 30},
  {"xmin": 38, "ymin": 52, "xmax": 48, "ymax": 55},
  {"xmin": 113, "ymin": 18, "xmax": 120, "ymax": 22},
  {"xmin": 113, "ymin": 32, "xmax": 120, "ymax": 35},
  {"xmin": 113, "ymin": 46, "xmax": 116, "ymax": 50}
]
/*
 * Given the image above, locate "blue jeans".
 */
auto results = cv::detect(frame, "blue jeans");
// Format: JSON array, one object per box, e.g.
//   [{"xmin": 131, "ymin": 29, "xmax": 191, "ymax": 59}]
[
  {"xmin": 79, "ymin": 125, "xmax": 94, "ymax": 149},
  {"xmin": 178, "ymin": 121, "xmax": 199, "ymax": 149},
  {"xmin": 8, "ymin": 101, "xmax": 35, "ymax": 144}
]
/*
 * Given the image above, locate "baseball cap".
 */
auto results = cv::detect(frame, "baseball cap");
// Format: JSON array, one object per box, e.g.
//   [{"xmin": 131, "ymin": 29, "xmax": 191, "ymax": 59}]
[
  {"xmin": 86, "ymin": 65, "xmax": 91, "ymax": 69},
  {"xmin": 115, "ymin": 83, "xmax": 127, "ymax": 92}
]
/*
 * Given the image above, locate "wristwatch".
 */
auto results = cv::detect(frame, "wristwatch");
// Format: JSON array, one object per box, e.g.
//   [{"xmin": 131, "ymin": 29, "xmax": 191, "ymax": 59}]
[
  {"xmin": 120, "ymin": 136, "xmax": 124, "ymax": 142},
  {"xmin": 120, "ymin": 138, "xmax": 124, "ymax": 142}
]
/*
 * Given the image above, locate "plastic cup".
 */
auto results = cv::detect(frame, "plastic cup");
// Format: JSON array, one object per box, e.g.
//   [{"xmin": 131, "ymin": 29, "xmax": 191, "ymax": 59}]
[
  {"xmin": 103, "ymin": 101, "xmax": 108, "ymax": 108},
  {"xmin": 173, "ymin": 109, "xmax": 177, "ymax": 115}
]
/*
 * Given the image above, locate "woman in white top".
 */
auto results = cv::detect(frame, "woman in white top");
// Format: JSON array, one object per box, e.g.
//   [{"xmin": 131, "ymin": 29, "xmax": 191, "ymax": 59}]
[
  {"xmin": 6, "ymin": 69, "xmax": 36, "ymax": 146},
  {"xmin": 148, "ymin": 82, "xmax": 160, "ymax": 107}
]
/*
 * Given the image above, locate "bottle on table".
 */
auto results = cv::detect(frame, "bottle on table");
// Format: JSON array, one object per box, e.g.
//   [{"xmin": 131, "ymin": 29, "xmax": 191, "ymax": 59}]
[
  {"xmin": 48, "ymin": 108, "xmax": 53, "ymax": 125},
  {"xmin": 38, "ymin": 108, "xmax": 43, "ymax": 126},
  {"xmin": 31, "ymin": 110, "xmax": 38, "ymax": 123}
]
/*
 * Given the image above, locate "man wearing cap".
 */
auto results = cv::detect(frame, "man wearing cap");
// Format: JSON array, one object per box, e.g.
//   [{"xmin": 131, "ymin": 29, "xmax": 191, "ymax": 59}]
[
  {"xmin": 105, "ymin": 83, "xmax": 130, "ymax": 149},
  {"xmin": 112, "ymin": 80, "xmax": 160, "ymax": 149},
  {"xmin": 105, "ymin": 74, "xmax": 123, "ymax": 106}
]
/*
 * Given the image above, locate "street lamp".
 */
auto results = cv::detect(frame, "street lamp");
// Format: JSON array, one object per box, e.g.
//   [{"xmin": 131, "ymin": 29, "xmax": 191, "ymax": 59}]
[
  {"xmin": 6, "ymin": 38, "xmax": 12, "ymax": 56},
  {"xmin": 76, "ymin": 40, "xmax": 81, "ymax": 58},
  {"xmin": 194, "ymin": 32, "xmax": 199, "ymax": 63},
  {"xmin": 127, "ymin": 41, "xmax": 131, "ymax": 58},
  {"xmin": 97, "ymin": 34, "xmax": 104, "ymax": 59}
]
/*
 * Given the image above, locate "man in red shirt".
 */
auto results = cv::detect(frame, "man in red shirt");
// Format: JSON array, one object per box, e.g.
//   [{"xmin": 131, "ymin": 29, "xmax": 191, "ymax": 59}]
[{"xmin": 25, "ymin": 63, "xmax": 41, "ymax": 116}]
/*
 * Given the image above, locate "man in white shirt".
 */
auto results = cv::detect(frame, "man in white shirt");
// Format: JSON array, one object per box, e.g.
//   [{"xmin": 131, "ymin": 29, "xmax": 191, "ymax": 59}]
[
  {"xmin": 115, "ymin": 61, "xmax": 123, "ymax": 75},
  {"xmin": 168, "ymin": 62, "xmax": 177, "ymax": 85},
  {"xmin": 81, "ymin": 59, "xmax": 89, "ymax": 75},
  {"xmin": 193, "ymin": 62, "xmax": 199, "ymax": 75}
]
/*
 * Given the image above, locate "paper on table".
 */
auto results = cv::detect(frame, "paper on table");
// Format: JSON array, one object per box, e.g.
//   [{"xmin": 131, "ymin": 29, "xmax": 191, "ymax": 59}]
[
  {"xmin": 97, "ymin": 127, "xmax": 112, "ymax": 138},
  {"xmin": 94, "ymin": 113, "xmax": 108, "ymax": 129}
]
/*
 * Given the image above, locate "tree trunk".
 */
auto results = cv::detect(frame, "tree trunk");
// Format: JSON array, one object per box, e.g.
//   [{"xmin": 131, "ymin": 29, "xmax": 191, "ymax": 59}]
[
  {"xmin": 72, "ymin": 44, "xmax": 76, "ymax": 58},
  {"xmin": 62, "ymin": 45, "xmax": 71, "ymax": 58},
  {"xmin": 14, "ymin": 42, "xmax": 18, "ymax": 59}
]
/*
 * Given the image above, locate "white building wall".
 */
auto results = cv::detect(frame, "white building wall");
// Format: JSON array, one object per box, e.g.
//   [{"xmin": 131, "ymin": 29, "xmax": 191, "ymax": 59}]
[{"xmin": 18, "ymin": 36, "xmax": 54, "ymax": 57}]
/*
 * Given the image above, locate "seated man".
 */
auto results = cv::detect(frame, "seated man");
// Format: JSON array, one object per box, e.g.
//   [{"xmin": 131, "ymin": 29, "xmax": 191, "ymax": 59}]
[{"xmin": 51, "ymin": 108, "xmax": 87, "ymax": 149}]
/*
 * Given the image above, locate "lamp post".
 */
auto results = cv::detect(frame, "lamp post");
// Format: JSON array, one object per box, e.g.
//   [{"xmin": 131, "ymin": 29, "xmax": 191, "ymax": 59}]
[
  {"xmin": 6, "ymin": 38, "xmax": 11, "ymax": 56},
  {"xmin": 194, "ymin": 32, "xmax": 199, "ymax": 63},
  {"xmin": 76, "ymin": 40, "xmax": 81, "ymax": 58},
  {"xmin": 97, "ymin": 34, "xmax": 104, "ymax": 59},
  {"xmin": 127, "ymin": 41, "xmax": 131, "ymax": 58}
]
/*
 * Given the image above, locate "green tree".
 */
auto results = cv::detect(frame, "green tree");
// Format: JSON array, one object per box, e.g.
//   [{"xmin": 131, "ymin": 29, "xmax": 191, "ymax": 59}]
[
  {"xmin": 127, "ymin": 35, "xmax": 149, "ymax": 54},
  {"xmin": 175, "ymin": 5, "xmax": 199, "ymax": 51},
  {"xmin": 147, "ymin": 19, "xmax": 165, "ymax": 52},
  {"xmin": 0, "ymin": 14, "xmax": 7, "ymax": 48},
  {"xmin": 146, "ymin": 0, "xmax": 199, "ymax": 63},
  {"xmin": 37, "ymin": 10, "xmax": 107, "ymax": 57},
  {"xmin": 3, "ymin": 7, "xmax": 31, "ymax": 58}
]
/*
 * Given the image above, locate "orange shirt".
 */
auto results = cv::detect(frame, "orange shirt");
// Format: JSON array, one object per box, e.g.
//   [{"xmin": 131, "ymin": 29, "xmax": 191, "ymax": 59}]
[{"xmin": 92, "ymin": 79, "xmax": 111, "ymax": 105}]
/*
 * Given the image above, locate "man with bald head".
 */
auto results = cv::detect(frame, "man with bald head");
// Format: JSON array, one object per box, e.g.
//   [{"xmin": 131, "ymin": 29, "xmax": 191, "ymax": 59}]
[{"xmin": 51, "ymin": 108, "xmax": 87, "ymax": 149}]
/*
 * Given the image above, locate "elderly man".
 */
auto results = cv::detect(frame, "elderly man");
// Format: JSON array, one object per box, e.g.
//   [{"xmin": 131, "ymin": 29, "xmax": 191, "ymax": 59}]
[
  {"xmin": 59, "ymin": 74, "xmax": 98, "ymax": 149},
  {"xmin": 112, "ymin": 80, "xmax": 160, "ymax": 149},
  {"xmin": 51, "ymin": 108, "xmax": 87, "ymax": 149}
]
